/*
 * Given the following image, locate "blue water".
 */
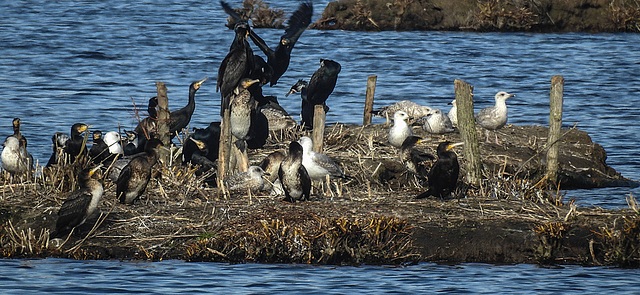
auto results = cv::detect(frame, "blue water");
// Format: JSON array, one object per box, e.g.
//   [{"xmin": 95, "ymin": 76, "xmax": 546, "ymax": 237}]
[
  {"xmin": 2, "ymin": 0, "xmax": 640, "ymax": 289},
  {"xmin": 1, "ymin": 259, "xmax": 639, "ymax": 294}
]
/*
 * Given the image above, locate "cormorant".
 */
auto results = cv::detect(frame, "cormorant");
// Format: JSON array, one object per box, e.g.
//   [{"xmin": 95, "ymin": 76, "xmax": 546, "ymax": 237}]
[
  {"xmin": 416, "ymin": 141, "xmax": 463, "ymax": 199},
  {"xmin": 169, "ymin": 77, "xmax": 208, "ymax": 138},
  {"xmin": 116, "ymin": 138, "xmax": 163, "ymax": 205},
  {"xmin": 46, "ymin": 132, "xmax": 70, "ymax": 167},
  {"xmin": 217, "ymin": 21, "xmax": 254, "ymax": 115},
  {"xmin": 189, "ymin": 122, "xmax": 221, "ymax": 163},
  {"xmin": 388, "ymin": 111, "xmax": 413, "ymax": 148},
  {"xmin": 423, "ymin": 108, "xmax": 455, "ymax": 134},
  {"xmin": 447, "ymin": 99, "xmax": 457, "ymax": 127},
  {"xmin": 246, "ymin": 106, "xmax": 269, "ymax": 149},
  {"xmin": 1, "ymin": 118, "xmax": 33, "ymax": 175},
  {"xmin": 279, "ymin": 141, "xmax": 311, "ymax": 202},
  {"xmin": 399, "ymin": 136, "xmax": 434, "ymax": 180},
  {"xmin": 241, "ymin": 1, "xmax": 313, "ymax": 86},
  {"xmin": 134, "ymin": 96, "xmax": 158, "ymax": 140},
  {"xmin": 475, "ymin": 91, "xmax": 515, "ymax": 144},
  {"xmin": 89, "ymin": 130, "xmax": 108, "ymax": 164},
  {"xmin": 51, "ymin": 165, "xmax": 104, "ymax": 238},
  {"xmin": 258, "ymin": 150, "xmax": 284, "ymax": 190},
  {"xmin": 225, "ymin": 165, "xmax": 268, "ymax": 193},
  {"xmin": 298, "ymin": 136, "xmax": 350, "ymax": 182},
  {"xmin": 123, "ymin": 130, "xmax": 143, "ymax": 156},
  {"xmin": 372, "ymin": 100, "xmax": 432, "ymax": 124},
  {"xmin": 286, "ymin": 59, "xmax": 341, "ymax": 129},
  {"xmin": 64, "ymin": 123, "xmax": 91, "ymax": 163},
  {"xmin": 229, "ymin": 78, "xmax": 260, "ymax": 144}
]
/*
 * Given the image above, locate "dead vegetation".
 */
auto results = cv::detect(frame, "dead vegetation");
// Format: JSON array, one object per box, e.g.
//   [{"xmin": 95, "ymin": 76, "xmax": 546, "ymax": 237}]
[{"xmin": 0, "ymin": 123, "xmax": 637, "ymax": 266}]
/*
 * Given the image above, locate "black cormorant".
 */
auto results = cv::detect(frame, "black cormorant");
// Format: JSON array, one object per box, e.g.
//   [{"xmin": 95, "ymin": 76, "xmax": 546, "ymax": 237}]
[
  {"xmin": 169, "ymin": 77, "xmax": 208, "ymax": 138},
  {"xmin": 116, "ymin": 138, "xmax": 163, "ymax": 205},
  {"xmin": 217, "ymin": 21, "xmax": 254, "ymax": 115},
  {"xmin": 279, "ymin": 141, "xmax": 311, "ymax": 202},
  {"xmin": 51, "ymin": 165, "xmax": 104, "ymax": 238},
  {"xmin": 399, "ymin": 136, "xmax": 434, "ymax": 180},
  {"xmin": 286, "ymin": 59, "xmax": 341, "ymax": 128},
  {"xmin": 475, "ymin": 91, "xmax": 515, "ymax": 144},
  {"xmin": 46, "ymin": 132, "xmax": 70, "ymax": 167},
  {"xmin": 89, "ymin": 130, "xmax": 108, "ymax": 164},
  {"xmin": 415, "ymin": 141, "xmax": 463, "ymax": 199},
  {"xmin": 123, "ymin": 130, "xmax": 143, "ymax": 156},
  {"xmin": 189, "ymin": 122, "xmax": 221, "ymax": 163},
  {"xmin": 134, "ymin": 96, "xmax": 158, "ymax": 141},
  {"xmin": 64, "ymin": 123, "xmax": 91, "ymax": 163}
]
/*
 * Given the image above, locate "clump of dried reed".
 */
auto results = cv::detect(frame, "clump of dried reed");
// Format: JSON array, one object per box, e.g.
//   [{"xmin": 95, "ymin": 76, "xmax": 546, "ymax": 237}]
[
  {"xmin": 224, "ymin": 0, "xmax": 285, "ymax": 29},
  {"xmin": 610, "ymin": 0, "xmax": 640, "ymax": 32},
  {"xmin": 0, "ymin": 221, "xmax": 57, "ymax": 258},
  {"xmin": 473, "ymin": 0, "xmax": 540, "ymax": 31},
  {"xmin": 185, "ymin": 216, "xmax": 419, "ymax": 265},
  {"xmin": 594, "ymin": 194, "xmax": 640, "ymax": 267}
]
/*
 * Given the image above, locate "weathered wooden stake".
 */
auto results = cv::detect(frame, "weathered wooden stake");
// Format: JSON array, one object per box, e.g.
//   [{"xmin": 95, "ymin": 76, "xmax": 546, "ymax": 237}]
[
  {"xmin": 312, "ymin": 104, "xmax": 326, "ymax": 153},
  {"xmin": 156, "ymin": 82, "xmax": 171, "ymax": 164},
  {"xmin": 363, "ymin": 75, "xmax": 377, "ymax": 126},
  {"xmin": 546, "ymin": 75, "xmax": 564, "ymax": 184},
  {"xmin": 454, "ymin": 79, "xmax": 482, "ymax": 186},
  {"xmin": 217, "ymin": 108, "xmax": 231, "ymax": 185}
]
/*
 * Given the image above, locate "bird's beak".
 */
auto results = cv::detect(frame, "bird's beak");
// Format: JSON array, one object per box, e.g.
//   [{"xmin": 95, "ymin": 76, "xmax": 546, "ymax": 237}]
[
  {"xmin": 247, "ymin": 79, "xmax": 260, "ymax": 87},
  {"xmin": 285, "ymin": 88, "xmax": 297, "ymax": 97},
  {"xmin": 195, "ymin": 77, "xmax": 208, "ymax": 88},
  {"xmin": 190, "ymin": 137, "xmax": 206, "ymax": 150},
  {"xmin": 89, "ymin": 164, "xmax": 103, "ymax": 176},
  {"xmin": 447, "ymin": 142, "xmax": 464, "ymax": 151}
]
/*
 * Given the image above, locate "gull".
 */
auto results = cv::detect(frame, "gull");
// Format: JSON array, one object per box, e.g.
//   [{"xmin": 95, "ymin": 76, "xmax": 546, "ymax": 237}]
[{"xmin": 475, "ymin": 91, "xmax": 515, "ymax": 144}]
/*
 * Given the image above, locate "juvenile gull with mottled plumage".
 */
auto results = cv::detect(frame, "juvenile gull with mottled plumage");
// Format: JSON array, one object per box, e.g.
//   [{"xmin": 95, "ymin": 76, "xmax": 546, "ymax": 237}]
[
  {"xmin": 225, "ymin": 165, "xmax": 268, "ymax": 193},
  {"xmin": 372, "ymin": 100, "xmax": 432, "ymax": 124}
]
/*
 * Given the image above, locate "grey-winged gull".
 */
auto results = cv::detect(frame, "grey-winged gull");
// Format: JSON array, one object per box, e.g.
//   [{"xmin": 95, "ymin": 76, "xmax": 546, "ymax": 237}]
[
  {"xmin": 475, "ymin": 91, "xmax": 515, "ymax": 144},
  {"xmin": 388, "ymin": 111, "xmax": 413, "ymax": 148},
  {"xmin": 423, "ymin": 108, "xmax": 455, "ymax": 134},
  {"xmin": 298, "ymin": 136, "xmax": 349, "ymax": 182},
  {"xmin": 447, "ymin": 99, "xmax": 457, "ymax": 127}
]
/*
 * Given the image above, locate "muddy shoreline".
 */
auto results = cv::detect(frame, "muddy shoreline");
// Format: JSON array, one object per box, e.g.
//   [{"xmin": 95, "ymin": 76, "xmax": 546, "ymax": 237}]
[{"xmin": 1, "ymin": 123, "xmax": 639, "ymax": 267}]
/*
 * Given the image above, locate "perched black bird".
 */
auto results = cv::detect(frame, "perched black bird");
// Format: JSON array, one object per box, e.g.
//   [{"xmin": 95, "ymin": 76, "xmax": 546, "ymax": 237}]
[
  {"xmin": 123, "ymin": 130, "xmax": 144, "ymax": 156},
  {"xmin": 64, "ymin": 123, "xmax": 91, "ymax": 163},
  {"xmin": 1, "ymin": 118, "xmax": 33, "ymax": 175},
  {"xmin": 189, "ymin": 122, "xmax": 221, "ymax": 163},
  {"xmin": 286, "ymin": 59, "xmax": 341, "ymax": 129},
  {"xmin": 258, "ymin": 150, "xmax": 284, "ymax": 190},
  {"xmin": 116, "ymin": 138, "xmax": 163, "ymax": 205},
  {"xmin": 399, "ymin": 136, "xmax": 434, "ymax": 180},
  {"xmin": 51, "ymin": 165, "xmax": 104, "ymax": 238},
  {"xmin": 416, "ymin": 141, "xmax": 463, "ymax": 199},
  {"xmin": 89, "ymin": 130, "xmax": 107, "ymax": 164},
  {"xmin": 169, "ymin": 77, "xmax": 208, "ymax": 138},
  {"xmin": 217, "ymin": 21, "xmax": 254, "ymax": 115},
  {"xmin": 279, "ymin": 141, "xmax": 311, "ymax": 203},
  {"xmin": 134, "ymin": 96, "xmax": 158, "ymax": 141},
  {"xmin": 46, "ymin": 132, "xmax": 70, "ymax": 167},
  {"xmin": 183, "ymin": 137, "xmax": 217, "ymax": 172}
]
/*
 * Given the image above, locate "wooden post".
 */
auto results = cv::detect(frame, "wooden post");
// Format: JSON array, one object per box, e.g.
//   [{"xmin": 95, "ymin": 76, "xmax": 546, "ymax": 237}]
[
  {"xmin": 312, "ymin": 104, "xmax": 325, "ymax": 153},
  {"xmin": 156, "ymin": 82, "xmax": 171, "ymax": 164},
  {"xmin": 546, "ymin": 75, "xmax": 564, "ymax": 184},
  {"xmin": 454, "ymin": 79, "xmax": 482, "ymax": 186},
  {"xmin": 363, "ymin": 75, "xmax": 377, "ymax": 126},
  {"xmin": 217, "ymin": 108, "xmax": 231, "ymax": 185}
]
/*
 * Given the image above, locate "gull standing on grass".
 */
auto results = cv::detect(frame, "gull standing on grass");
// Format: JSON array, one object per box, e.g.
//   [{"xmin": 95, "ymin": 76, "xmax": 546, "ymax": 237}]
[{"xmin": 475, "ymin": 91, "xmax": 515, "ymax": 144}]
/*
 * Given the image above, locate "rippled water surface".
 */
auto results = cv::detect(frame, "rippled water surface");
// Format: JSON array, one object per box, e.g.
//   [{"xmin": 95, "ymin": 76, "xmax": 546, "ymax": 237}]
[
  {"xmin": 2, "ymin": 0, "xmax": 640, "ymax": 291},
  {"xmin": 1, "ymin": 259, "xmax": 639, "ymax": 294}
]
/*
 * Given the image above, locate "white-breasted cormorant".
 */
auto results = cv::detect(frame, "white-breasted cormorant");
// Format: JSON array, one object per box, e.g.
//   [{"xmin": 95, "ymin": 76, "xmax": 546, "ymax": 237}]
[
  {"xmin": 416, "ymin": 141, "xmax": 463, "ymax": 199},
  {"xmin": 116, "ymin": 138, "xmax": 163, "ymax": 205},
  {"xmin": 388, "ymin": 111, "xmax": 413, "ymax": 148},
  {"xmin": 2, "ymin": 118, "xmax": 33, "ymax": 176},
  {"xmin": 169, "ymin": 77, "xmax": 208, "ymax": 138},
  {"xmin": 279, "ymin": 141, "xmax": 311, "ymax": 202},
  {"xmin": 51, "ymin": 165, "xmax": 104, "ymax": 238},
  {"xmin": 134, "ymin": 96, "xmax": 158, "ymax": 141},
  {"xmin": 258, "ymin": 150, "xmax": 284, "ymax": 191},
  {"xmin": 475, "ymin": 91, "xmax": 515, "ymax": 144},
  {"xmin": 123, "ymin": 130, "xmax": 143, "ymax": 156},
  {"xmin": 230, "ymin": 78, "xmax": 260, "ymax": 144},
  {"xmin": 89, "ymin": 130, "xmax": 108, "ymax": 164},
  {"xmin": 423, "ymin": 108, "xmax": 455, "ymax": 134}
]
